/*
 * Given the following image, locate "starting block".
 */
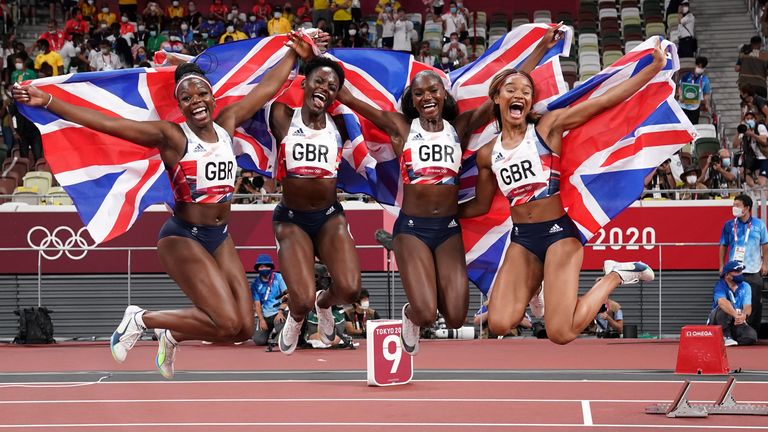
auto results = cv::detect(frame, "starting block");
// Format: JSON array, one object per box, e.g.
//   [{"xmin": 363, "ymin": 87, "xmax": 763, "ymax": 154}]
[
  {"xmin": 366, "ymin": 320, "xmax": 413, "ymax": 387},
  {"xmin": 675, "ymin": 325, "xmax": 729, "ymax": 374},
  {"xmin": 646, "ymin": 378, "xmax": 768, "ymax": 418}
]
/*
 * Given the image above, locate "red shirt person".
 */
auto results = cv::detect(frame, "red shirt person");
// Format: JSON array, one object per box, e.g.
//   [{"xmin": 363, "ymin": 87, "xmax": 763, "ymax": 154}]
[{"xmin": 65, "ymin": 14, "xmax": 90, "ymax": 38}]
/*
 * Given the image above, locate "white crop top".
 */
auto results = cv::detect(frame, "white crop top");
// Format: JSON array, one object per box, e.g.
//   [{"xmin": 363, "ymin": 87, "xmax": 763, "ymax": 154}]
[
  {"xmin": 277, "ymin": 108, "xmax": 343, "ymax": 180},
  {"xmin": 401, "ymin": 118, "xmax": 461, "ymax": 185},
  {"xmin": 170, "ymin": 122, "xmax": 236, "ymax": 204}
]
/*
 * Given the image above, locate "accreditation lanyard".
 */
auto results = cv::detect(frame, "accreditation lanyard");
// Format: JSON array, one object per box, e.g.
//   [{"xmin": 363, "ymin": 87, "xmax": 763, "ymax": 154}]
[
  {"xmin": 260, "ymin": 273, "xmax": 275, "ymax": 305},
  {"xmin": 732, "ymin": 218, "xmax": 752, "ymax": 262}
]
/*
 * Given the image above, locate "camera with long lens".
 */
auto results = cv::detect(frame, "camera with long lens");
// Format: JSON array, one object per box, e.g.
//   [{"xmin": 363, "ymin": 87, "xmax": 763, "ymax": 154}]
[
  {"xmin": 737, "ymin": 124, "xmax": 748, "ymax": 134},
  {"xmin": 424, "ymin": 315, "xmax": 476, "ymax": 339},
  {"xmin": 710, "ymin": 154, "xmax": 721, "ymax": 166}
]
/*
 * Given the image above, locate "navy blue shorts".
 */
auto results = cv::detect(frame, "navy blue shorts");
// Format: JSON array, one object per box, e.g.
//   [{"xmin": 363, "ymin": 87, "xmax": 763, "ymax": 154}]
[
  {"xmin": 158, "ymin": 215, "xmax": 229, "ymax": 255},
  {"xmin": 510, "ymin": 214, "xmax": 580, "ymax": 262},
  {"xmin": 273, "ymin": 201, "xmax": 345, "ymax": 239},
  {"xmin": 393, "ymin": 213, "xmax": 461, "ymax": 251}
]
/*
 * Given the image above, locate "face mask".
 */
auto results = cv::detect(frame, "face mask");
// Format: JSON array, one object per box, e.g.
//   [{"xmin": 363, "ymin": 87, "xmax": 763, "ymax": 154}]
[
  {"xmin": 451, "ymin": 38, "xmax": 458, "ymax": 43},
  {"xmin": 101, "ymin": 47, "xmax": 109, "ymax": 54},
  {"xmin": 87, "ymin": 0, "xmax": 93, "ymax": 3},
  {"xmin": 14, "ymin": 63, "xmax": 22, "ymax": 70},
  {"xmin": 258, "ymin": 268, "xmax": 272, "ymax": 278},
  {"xmin": 208, "ymin": 19, "xmax": 215, "ymax": 24},
  {"xmin": 746, "ymin": 119, "xmax": 756, "ymax": 128},
  {"xmin": 360, "ymin": 300, "xmax": 370, "ymax": 308},
  {"xmin": 732, "ymin": 206, "xmax": 744, "ymax": 217},
  {"xmin": 249, "ymin": 15, "xmax": 256, "ymax": 22},
  {"xmin": 274, "ymin": 12, "xmax": 282, "ymax": 18},
  {"xmin": 682, "ymin": 6, "xmax": 689, "ymax": 13},
  {"xmin": 457, "ymin": 2, "xmax": 463, "ymax": 7},
  {"xmin": 722, "ymin": 157, "xmax": 731, "ymax": 168},
  {"xmin": 385, "ymin": 6, "xmax": 392, "ymax": 12},
  {"xmin": 227, "ymin": 26, "xmax": 234, "ymax": 32},
  {"xmin": 189, "ymin": 4, "xmax": 196, "ymax": 11},
  {"xmin": 732, "ymin": 274, "xmax": 745, "ymax": 284},
  {"xmin": 121, "ymin": 16, "xmax": 128, "ymax": 22},
  {"xmin": 348, "ymin": 29, "xmax": 357, "ymax": 35},
  {"xmin": 137, "ymin": 53, "xmax": 146, "ymax": 61},
  {"xmin": 100, "ymin": 23, "xmax": 108, "ymax": 29},
  {"xmin": 202, "ymin": 32, "xmax": 209, "ymax": 38},
  {"xmin": 694, "ymin": 67, "xmax": 704, "ymax": 74},
  {"xmin": 150, "ymin": 30, "xmax": 157, "ymax": 36},
  {"xmin": 170, "ymin": 36, "xmax": 180, "ymax": 41},
  {"xmin": 181, "ymin": 24, "xmax": 188, "ymax": 30},
  {"xmin": 173, "ymin": 1, "xmax": 179, "ymax": 5},
  {"xmin": 361, "ymin": 27, "xmax": 368, "ymax": 33},
  {"xmin": 138, "ymin": 25, "xmax": 145, "ymax": 31},
  {"xmin": 102, "ymin": 7, "xmax": 109, "ymax": 13},
  {"xmin": 686, "ymin": 175, "xmax": 697, "ymax": 184},
  {"xmin": 450, "ymin": 7, "xmax": 457, "ymax": 13}
]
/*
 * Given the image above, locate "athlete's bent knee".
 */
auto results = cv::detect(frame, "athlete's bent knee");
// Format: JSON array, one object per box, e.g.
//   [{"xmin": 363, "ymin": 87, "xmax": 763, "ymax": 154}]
[
  {"xmin": 212, "ymin": 315, "xmax": 242, "ymax": 340},
  {"xmin": 546, "ymin": 327, "xmax": 577, "ymax": 345},
  {"xmin": 330, "ymin": 275, "xmax": 361, "ymax": 304},
  {"xmin": 407, "ymin": 304, "xmax": 437, "ymax": 327},
  {"xmin": 487, "ymin": 311, "xmax": 524, "ymax": 337},
  {"xmin": 443, "ymin": 311, "xmax": 467, "ymax": 329}
]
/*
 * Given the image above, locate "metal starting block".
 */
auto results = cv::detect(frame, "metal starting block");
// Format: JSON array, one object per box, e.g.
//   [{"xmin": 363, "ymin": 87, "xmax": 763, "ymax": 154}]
[{"xmin": 646, "ymin": 377, "xmax": 768, "ymax": 418}]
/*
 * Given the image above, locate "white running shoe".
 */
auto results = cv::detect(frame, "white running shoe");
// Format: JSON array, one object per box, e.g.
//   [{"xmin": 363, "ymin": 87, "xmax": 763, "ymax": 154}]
[
  {"xmin": 528, "ymin": 286, "xmax": 545, "ymax": 318},
  {"xmin": 110, "ymin": 305, "xmax": 146, "ymax": 363},
  {"xmin": 278, "ymin": 314, "xmax": 304, "ymax": 355},
  {"xmin": 154, "ymin": 329, "xmax": 177, "ymax": 380},
  {"xmin": 724, "ymin": 337, "xmax": 738, "ymax": 347},
  {"xmin": 315, "ymin": 290, "xmax": 336, "ymax": 345},
  {"xmin": 603, "ymin": 260, "xmax": 655, "ymax": 285},
  {"xmin": 400, "ymin": 303, "xmax": 420, "ymax": 356}
]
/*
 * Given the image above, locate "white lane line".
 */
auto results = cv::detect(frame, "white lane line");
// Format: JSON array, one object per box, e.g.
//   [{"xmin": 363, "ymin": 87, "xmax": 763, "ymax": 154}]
[
  {"xmin": 0, "ymin": 398, "xmax": 766, "ymax": 404},
  {"xmin": 581, "ymin": 400, "xmax": 593, "ymax": 426},
  {"xmin": 0, "ymin": 423, "xmax": 766, "ymax": 430}
]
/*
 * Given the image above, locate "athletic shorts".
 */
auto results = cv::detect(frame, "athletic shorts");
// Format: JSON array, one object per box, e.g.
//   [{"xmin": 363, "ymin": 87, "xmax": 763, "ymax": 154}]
[
  {"xmin": 509, "ymin": 214, "xmax": 580, "ymax": 262},
  {"xmin": 158, "ymin": 215, "xmax": 229, "ymax": 255},
  {"xmin": 273, "ymin": 201, "xmax": 344, "ymax": 239},
  {"xmin": 393, "ymin": 213, "xmax": 461, "ymax": 251}
]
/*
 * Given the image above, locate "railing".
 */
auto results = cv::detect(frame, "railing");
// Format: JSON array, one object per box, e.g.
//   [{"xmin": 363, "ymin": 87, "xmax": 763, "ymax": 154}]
[{"xmin": 0, "ymin": 241, "xmax": 724, "ymax": 338}]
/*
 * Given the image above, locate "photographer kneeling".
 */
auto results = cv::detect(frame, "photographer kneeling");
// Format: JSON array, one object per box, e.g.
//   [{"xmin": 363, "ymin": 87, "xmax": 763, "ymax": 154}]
[{"xmin": 700, "ymin": 150, "xmax": 739, "ymax": 198}]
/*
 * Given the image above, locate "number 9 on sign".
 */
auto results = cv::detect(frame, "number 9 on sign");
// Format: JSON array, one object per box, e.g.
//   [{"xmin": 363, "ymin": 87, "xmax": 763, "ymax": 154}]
[{"xmin": 367, "ymin": 320, "xmax": 414, "ymax": 386}]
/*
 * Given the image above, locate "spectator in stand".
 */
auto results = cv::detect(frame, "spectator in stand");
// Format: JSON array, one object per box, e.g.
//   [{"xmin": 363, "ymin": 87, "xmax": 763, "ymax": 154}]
[
  {"xmin": 316, "ymin": 17, "xmax": 330, "ymax": 34},
  {"xmin": 719, "ymin": 194, "xmax": 768, "ymax": 336},
  {"xmin": 167, "ymin": 0, "xmax": 187, "ymax": 20},
  {"xmin": 709, "ymin": 261, "xmax": 757, "ymax": 346},
  {"xmin": 332, "ymin": 0, "xmax": 353, "ymax": 40},
  {"xmin": 283, "ymin": 3, "xmax": 296, "ymax": 25},
  {"xmin": 227, "ymin": 3, "xmax": 247, "ymax": 24},
  {"xmin": 34, "ymin": 39, "xmax": 64, "ymax": 76},
  {"xmin": 187, "ymin": 1, "xmax": 202, "ymax": 28},
  {"xmin": 146, "ymin": 25, "xmax": 167, "ymax": 55},
  {"xmin": 359, "ymin": 22, "xmax": 372, "ymax": 45},
  {"xmin": 677, "ymin": 56, "xmax": 710, "ymax": 124},
  {"xmin": 678, "ymin": 163, "xmax": 706, "ymax": 199},
  {"xmin": 134, "ymin": 45, "xmax": 148, "ymax": 64},
  {"xmin": 733, "ymin": 109, "xmax": 768, "ymax": 187},
  {"xmin": 90, "ymin": 39, "xmax": 122, "ymax": 70},
  {"xmin": 676, "ymin": 0, "xmax": 695, "ymax": 57},
  {"xmin": 65, "ymin": 13, "xmax": 90, "ymax": 39},
  {"xmin": 296, "ymin": 1, "xmax": 313, "ymax": 26},
  {"xmin": 429, "ymin": 0, "xmax": 444, "ymax": 16},
  {"xmin": 417, "ymin": 41, "xmax": 439, "ymax": 67},
  {"xmin": 441, "ymin": 31, "xmax": 468, "ymax": 70},
  {"xmin": 0, "ymin": 97, "xmax": 11, "ymax": 166},
  {"xmin": 80, "ymin": 0, "xmax": 97, "ymax": 22},
  {"xmin": 119, "ymin": 14, "xmax": 135, "ymax": 37},
  {"xmin": 700, "ymin": 151, "xmax": 738, "ymax": 197},
  {"xmin": 379, "ymin": 5, "xmax": 395, "ymax": 49},
  {"xmin": 133, "ymin": 22, "xmax": 149, "ymax": 47},
  {"xmin": 251, "ymin": 254, "xmax": 289, "ymax": 346},
  {"xmin": 40, "ymin": 21, "xmax": 66, "ymax": 52},
  {"xmin": 268, "ymin": 7, "xmax": 292, "ymax": 36},
  {"xmin": 118, "ymin": 0, "xmax": 138, "ymax": 22},
  {"xmin": 199, "ymin": 17, "xmax": 224, "ymax": 40},
  {"xmin": 736, "ymin": 37, "xmax": 768, "ymax": 99},
  {"xmin": 179, "ymin": 22, "xmax": 193, "ymax": 44},
  {"xmin": 342, "ymin": 22, "xmax": 368, "ymax": 47},
  {"xmin": 142, "ymin": 1, "xmax": 164, "ymax": 28},
  {"xmin": 350, "ymin": 0, "xmax": 361, "ymax": 23},
  {"xmin": 375, "ymin": 0, "xmax": 401, "ymax": 23},
  {"xmin": 393, "ymin": 8, "xmax": 413, "ymax": 52},
  {"xmin": 10, "ymin": 55, "xmax": 36, "ymax": 84},
  {"xmin": 8, "ymin": 99, "xmax": 42, "ymax": 161},
  {"xmin": 209, "ymin": 0, "xmax": 229, "ymax": 22},
  {"xmin": 164, "ymin": 32, "xmax": 186, "ymax": 52},
  {"xmin": 59, "ymin": 34, "xmax": 78, "ymax": 73},
  {"xmin": 441, "ymin": 1, "xmax": 466, "ymax": 44},
  {"xmin": 98, "ymin": 3, "xmax": 117, "ymax": 26},
  {"xmin": 114, "ymin": 38, "xmax": 133, "ymax": 68},
  {"xmin": 644, "ymin": 159, "xmax": 677, "ymax": 199},
  {"xmin": 344, "ymin": 289, "xmax": 381, "ymax": 338},
  {"xmin": 313, "ymin": 0, "xmax": 332, "ymax": 28},
  {"xmin": 242, "ymin": 15, "xmax": 261, "ymax": 38},
  {"xmin": 220, "ymin": 22, "xmax": 247, "ymax": 42},
  {"xmin": 586, "ymin": 299, "xmax": 623, "ymax": 338},
  {"xmin": 252, "ymin": 0, "xmax": 272, "ymax": 22}
]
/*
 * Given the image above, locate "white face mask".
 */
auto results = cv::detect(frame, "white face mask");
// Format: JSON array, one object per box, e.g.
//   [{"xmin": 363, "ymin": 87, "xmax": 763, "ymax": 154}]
[
  {"xmin": 102, "ymin": 7, "xmax": 109, "ymax": 13},
  {"xmin": 249, "ymin": 15, "xmax": 256, "ymax": 22},
  {"xmin": 172, "ymin": 1, "xmax": 179, "ymax": 6},
  {"xmin": 100, "ymin": 23, "xmax": 108, "ymax": 29},
  {"xmin": 181, "ymin": 24, "xmax": 188, "ymax": 30},
  {"xmin": 694, "ymin": 67, "xmax": 704, "ymax": 74},
  {"xmin": 686, "ymin": 175, "xmax": 697, "ymax": 184},
  {"xmin": 681, "ymin": 6, "xmax": 689, "ymax": 13},
  {"xmin": 14, "ymin": 63, "xmax": 22, "ymax": 70},
  {"xmin": 733, "ymin": 206, "xmax": 745, "ymax": 217},
  {"xmin": 348, "ymin": 29, "xmax": 357, "ymax": 36},
  {"xmin": 227, "ymin": 26, "xmax": 234, "ymax": 33},
  {"xmin": 138, "ymin": 25, "xmax": 145, "ymax": 31},
  {"xmin": 274, "ymin": 12, "xmax": 282, "ymax": 18},
  {"xmin": 121, "ymin": 16, "xmax": 128, "ymax": 22},
  {"xmin": 360, "ymin": 300, "xmax": 369, "ymax": 309}
]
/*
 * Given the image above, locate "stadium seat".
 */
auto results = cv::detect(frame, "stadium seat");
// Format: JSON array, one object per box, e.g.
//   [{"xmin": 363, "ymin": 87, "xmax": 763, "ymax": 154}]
[
  {"xmin": 468, "ymin": 27, "xmax": 486, "ymax": 40},
  {"xmin": 47, "ymin": 186, "xmax": 73, "ymax": 205},
  {"xmin": 488, "ymin": 35, "xmax": 503, "ymax": 46},
  {"xmin": 679, "ymin": 57, "xmax": 695, "ymax": 76},
  {"xmin": 12, "ymin": 186, "xmax": 40, "ymax": 205},
  {"xmin": 645, "ymin": 22, "xmax": 666, "ymax": 37},
  {"xmin": 694, "ymin": 124, "xmax": 717, "ymax": 140},
  {"xmin": 561, "ymin": 60, "xmax": 578, "ymax": 74},
  {"xmin": 3, "ymin": 164, "xmax": 27, "ymax": 186},
  {"xmin": 598, "ymin": 8, "xmax": 618, "ymax": 21},
  {"xmin": 0, "ymin": 177, "xmax": 15, "ymax": 203},
  {"xmin": 2, "ymin": 156, "xmax": 31, "ymax": 172},
  {"xmin": 623, "ymin": 24, "xmax": 644, "ymax": 41},
  {"xmin": 693, "ymin": 137, "xmax": 721, "ymax": 161},
  {"xmin": 533, "ymin": 10, "xmax": 552, "ymax": 23},
  {"xmin": 603, "ymin": 50, "xmax": 623, "ymax": 66},
  {"xmin": 556, "ymin": 12, "xmax": 574, "ymax": 26},
  {"xmin": 23, "ymin": 171, "xmax": 52, "ymax": 196},
  {"xmin": 579, "ymin": 51, "xmax": 601, "ymax": 66},
  {"xmin": 624, "ymin": 40, "xmax": 642, "ymax": 51},
  {"xmin": 666, "ymin": 13, "xmax": 679, "ymax": 29},
  {"xmin": 511, "ymin": 18, "xmax": 530, "ymax": 28}
]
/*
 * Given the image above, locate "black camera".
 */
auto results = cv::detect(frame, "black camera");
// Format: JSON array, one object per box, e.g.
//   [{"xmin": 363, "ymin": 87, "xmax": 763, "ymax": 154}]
[
  {"xmin": 710, "ymin": 154, "xmax": 721, "ymax": 165},
  {"xmin": 738, "ymin": 124, "xmax": 748, "ymax": 134},
  {"xmin": 742, "ymin": 44, "xmax": 753, "ymax": 55},
  {"xmin": 599, "ymin": 303, "xmax": 608, "ymax": 313}
]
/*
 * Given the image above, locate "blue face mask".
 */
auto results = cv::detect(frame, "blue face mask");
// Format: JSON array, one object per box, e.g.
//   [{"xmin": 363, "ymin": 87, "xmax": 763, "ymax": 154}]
[
  {"xmin": 746, "ymin": 119, "xmax": 756, "ymax": 129},
  {"xmin": 732, "ymin": 274, "xmax": 745, "ymax": 283},
  {"xmin": 259, "ymin": 269, "xmax": 272, "ymax": 278}
]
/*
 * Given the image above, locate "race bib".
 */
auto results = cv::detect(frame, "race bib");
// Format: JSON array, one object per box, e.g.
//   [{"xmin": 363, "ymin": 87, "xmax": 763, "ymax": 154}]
[
  {"xmin": 196, "ymin": 144, "xmax": 236, "ymax": 191},
  {"xmin": 411, "ymin": 142, "xmax": 461, "ymax": 177},
  {"xmin": 285, "ymin": 139, "xmax": 338, "ymax": 177},
  {"xmin": 494, "ymin": 138, "xmax": 548, "ymax": 198}
]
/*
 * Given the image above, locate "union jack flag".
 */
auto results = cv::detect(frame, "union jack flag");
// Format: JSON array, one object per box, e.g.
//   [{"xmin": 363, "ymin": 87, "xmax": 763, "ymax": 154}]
[{"xmin": 18, "ymin": 35, "xmax": 299, "ymax": 243}]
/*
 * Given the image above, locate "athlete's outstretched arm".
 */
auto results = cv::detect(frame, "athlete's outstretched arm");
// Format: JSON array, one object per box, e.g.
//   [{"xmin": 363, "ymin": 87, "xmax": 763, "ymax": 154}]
[
  {"xmin": 13, "ymin": 84, "xmax": 180, "ymax": 149},
  {"xmin": 458, "ymin": 142, "xmax": 497, "ymax": 218},
  {"xmin": 337, "ymin": 85, "xmax": 410, "ymax": 152},
  {"xmin": 217, "ymin": 32, "xmax": 319, "ymax": 134},
  {"xmin": 452, "ymin": 23, "xmax": 564, "ymax": 143},
  {"xmin": 541, "ymin": 39, "xmax": 667, "ymax": 134}
]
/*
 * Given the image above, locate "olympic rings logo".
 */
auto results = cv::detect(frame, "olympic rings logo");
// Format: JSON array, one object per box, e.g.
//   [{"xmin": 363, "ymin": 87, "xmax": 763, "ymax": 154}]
[{"xmin": 26, "ymin": 226, "xmax": 95, "ymax": 260}]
